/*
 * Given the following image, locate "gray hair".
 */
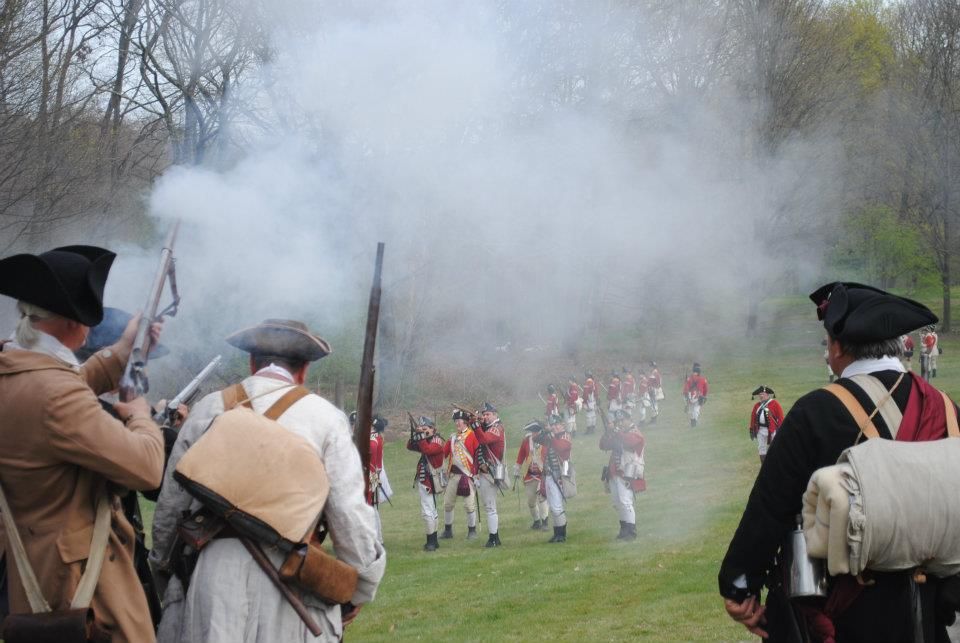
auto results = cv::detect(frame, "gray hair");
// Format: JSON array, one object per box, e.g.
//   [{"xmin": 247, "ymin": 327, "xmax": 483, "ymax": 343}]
[{"xmin": 15, "ymin": 301, "xmax": 55, "ymax": 348}]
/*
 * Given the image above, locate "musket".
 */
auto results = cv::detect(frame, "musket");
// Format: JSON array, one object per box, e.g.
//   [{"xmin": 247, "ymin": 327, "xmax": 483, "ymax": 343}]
[
  {"xmin": 153, "ymin": 355, "xmax": 222, "ymax": 425},
  {"xmin": 119, "ymin": 220, "xmax": 181, "ymax": 402},
  {"xmin": 355, "ymin": 243, "xmax": 384, "ymax": 501}
]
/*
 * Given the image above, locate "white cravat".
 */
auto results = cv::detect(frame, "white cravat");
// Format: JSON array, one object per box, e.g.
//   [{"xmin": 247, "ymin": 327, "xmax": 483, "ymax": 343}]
[
  {"xmin": 6, "ymin": 331, "xmax": 80, "ymax": 368},
  {"xmin": 841, "ymin": 356, "xmax": 905, "ymax": 378}
]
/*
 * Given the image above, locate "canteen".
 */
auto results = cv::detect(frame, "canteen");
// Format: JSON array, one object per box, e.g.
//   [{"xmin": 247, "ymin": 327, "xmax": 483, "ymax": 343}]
[{"xmin": 783, "ymin": 515, "xmax": 828, "ymax": 599}]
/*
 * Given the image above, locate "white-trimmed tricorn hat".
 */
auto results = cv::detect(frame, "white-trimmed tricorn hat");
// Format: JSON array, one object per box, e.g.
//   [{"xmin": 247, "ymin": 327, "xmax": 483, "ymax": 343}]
[{"xmin": 226, "ymin": 319, "xmax": 331, "ymax": 362}]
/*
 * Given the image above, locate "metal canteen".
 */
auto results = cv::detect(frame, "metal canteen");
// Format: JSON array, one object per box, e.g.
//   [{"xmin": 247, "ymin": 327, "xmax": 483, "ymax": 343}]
[
  {"xmin": 493, "ymin": 462, "xmax": 505, "ymax": 483},
  {"xmin": 783, "ymin": 515, "xmax": 828, "ymax": 599},
  {"xmin": 561, "ymin": 460, "xmax": 570, "ymax": 477}
]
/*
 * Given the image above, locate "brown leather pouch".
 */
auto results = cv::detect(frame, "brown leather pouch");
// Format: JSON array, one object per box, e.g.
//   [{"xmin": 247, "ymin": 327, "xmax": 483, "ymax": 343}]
[
  {"xmin": 2, "ymin": 607, "xmax": 111, "ymax": 643},
  {"xmin": 278, "ymin": 543, "xmax": 358, "ymax": 604},
  {"xmin": 177, "ymin": 508, "xmax": 227, "ymax": 551}
]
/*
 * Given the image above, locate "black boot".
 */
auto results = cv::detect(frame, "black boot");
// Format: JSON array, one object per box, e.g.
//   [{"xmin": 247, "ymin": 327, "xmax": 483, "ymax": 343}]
[
  {"xmin": 484, "ymin": 532, "xmax": 501, "ymax": 548},
  {"xmin": 530, "ymin": 519, "xmax": 542, "ymax": 530},
  {"xmin": 441, "ymin": 524, "xmax": 453, "ymax": 539},
  {"xmin": 467, "ymin": 526, "xmax": 478, "ymax": 540},
  {"xmin": 690, "ymin": 419, "xmax": 697, "ymax": 428},
  {"xmin": 623, "ymin": 523, "xmax": 637, "ymax": 541},
  {"xmin": 424, "ymin": 532, "xmax": 438, "ymax": 551},
  {"xmin": 933, "ymin": 368, "xmax": 937, "ymax": 378},
  {"xmin": 616, "ymin": 520, "xmax": 627, "ymax": 540},
  {"xmin": 539, "ymin": 517, "xmax": 550, "ymax": 531},
  {"xmin": 549, "ymin": 525, "xmax": 566, "ymax": 543}
]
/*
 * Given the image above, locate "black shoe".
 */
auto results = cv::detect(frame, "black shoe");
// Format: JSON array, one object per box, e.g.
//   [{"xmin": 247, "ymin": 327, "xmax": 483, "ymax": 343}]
[
  {"xmin": 616, "ymin": 520, "xmax": 627, "ymax": 540},
  {"xmin": 548, "ymin": 526, "xmax": 561, "ymax": 543},
  {"xmin": 530, "ymin": 519, "xmax": 542, "ymax": 530},
  {"xmin": 467, "ymin": 526, "xmax": 478, "ymax": 540},
  {"xmin": 690, "ymin": 419, "xmax": 697, "ymax": 428},
  {"xmin": 539, "ymin": 518, "xmax": 550, "ymax": 531},
  {"xmin": 933, "ymin": 369, "xmax": 937, "ymax": 378},
  {"xmin": 441, "ymin": 525, "xmax": 453, "ymax": 539},
  {"xmin": 585, "ymin": 426, "xmax": 595, "ymax": 435},
  {"xmin": 623, "ymin": 523, "xmax": 637, "ymax": 541},
  {"xmin": 484, "ymin": 532, "xmax": 501, "ymax": 548},
  {"xmin": 424, "ymin": 532, "xmax": 438, "ymax": 551}
]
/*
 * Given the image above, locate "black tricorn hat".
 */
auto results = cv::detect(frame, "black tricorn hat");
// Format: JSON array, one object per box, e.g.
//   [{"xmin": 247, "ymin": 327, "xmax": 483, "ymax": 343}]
[
  {"xmin": 547, "ymin": 384, "xmax": 556, "ymax": 393},
  {"xmin": 226, "ymin": 319, "xmax": 331, "ymax": 362},
  {"xmin": 524, "ymin": 420, "xmax": 544, "ymax": 433},
  {"xmin": 0, "ymin": 245, "xmax": 115, "ymax": 326},
  {"xmin": 692, "ymin": 362, "xmax": 701, "ymax": 374},
  {"xmin": 372, "ymin": 415, "xmax": 388, "ymax": 433},
  {"xmin": 548, "ymin": 413, "xmax": 564, "ymax": 425},
  {"xmin": 614, "ymin": 408, "xmax": 632, "ymax": 420},
  {"xmin": 452, "ymin": 409, "xmax": 471, "ymax": 421},
  {"xmin": 74, "ymin": 307, "xmax": 170, "ymax": 362},
  {"xmin": 585, "ymin": 370, "xmax": 593, "ymax": 379},
  {"xmin": 809, "ymin": 282, "xmax": 938, "ymax": 343},
  {"xmin": 481, "ymin": 401, "xmax": 497, "ymax": 414},
  {"xmin": 752, "ymin": 385, "xmax": 775, "ymax": 398},
  {"xmin": 418, "ymin": 415, "xmax": 435, "ymax": 428}
]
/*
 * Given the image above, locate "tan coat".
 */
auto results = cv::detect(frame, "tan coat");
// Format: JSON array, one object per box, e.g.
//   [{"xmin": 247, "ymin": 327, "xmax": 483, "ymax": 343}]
[{"xmin": 0, "ymin": 341, "xmax": 163, "ymax": 643}]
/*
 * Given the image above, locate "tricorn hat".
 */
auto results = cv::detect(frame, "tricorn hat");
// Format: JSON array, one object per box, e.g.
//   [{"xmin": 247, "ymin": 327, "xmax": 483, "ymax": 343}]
[
  {"xmin": 692, "ymin": 362, "xmax": 701, "ymax": 374},
  {"xmin": 418, "ymin": 415, "xmax": 435, "ymax": 428},
  {"xmin": 585, "ymin": 370, "xmax": 593, "ymax": 379},
  {"xmin": 809, "ymin": 282, "xmax": 937, "ymax": 344},
  {"xmin": 547, "ymin": 384, "xmax": 556, "ymax": 393},
  {"xmin": 548, "ymin": 413, "xmax": 564, "ymax": 425},
  {"xmin": 372, "ymin": 415, "xmax": 388, "ymax": 433},
  {"xmin": 614, "ymin": 408, "xmax": 632, "ymax": 421},
  {"xmin": 226, "ymin": 319, "xmax": 331, "ymax": 362},
  {"xmin": 481, "ymin": 401, "xmax": 497, "ymax": 414},
  {"xmin": 452, "ymin": 409, "xmax": 471, "ymax": 421},
  {"xmin": 74, "ymin": 307, "xmax": 169, "ymax": 362},
  {"xmin": 0, "ymin": 245, "xmax": 116, "ymax": 326},
  {"xmin": 524, "ymin": 420, "xmax": 544, "ymax": 433},
  {"xmin": 752, "ymin": 385, "xmax": 775, "ymax": 398}
]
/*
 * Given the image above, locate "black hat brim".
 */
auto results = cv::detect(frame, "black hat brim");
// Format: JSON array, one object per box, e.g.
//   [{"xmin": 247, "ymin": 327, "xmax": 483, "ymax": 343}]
[
  {"xmin": 227, "ymin": 321, "xmax": 331, "ymax": 362},
  {"xmin": 811, "ymin": 282, "xmax": 938, "ymax": 343}
]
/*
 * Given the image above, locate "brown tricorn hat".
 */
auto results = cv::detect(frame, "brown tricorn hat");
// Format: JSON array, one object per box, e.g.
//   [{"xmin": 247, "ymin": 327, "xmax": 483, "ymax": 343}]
[{"xmin": 226, "ymin": 319, "xmax": 331, "ymax": 362}]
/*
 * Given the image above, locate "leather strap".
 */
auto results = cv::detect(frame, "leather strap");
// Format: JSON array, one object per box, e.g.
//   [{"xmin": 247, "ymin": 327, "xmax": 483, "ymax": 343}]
[
  {"xmin": 221, "ymin": 383, "xmax": 253, "ymax": 411},
  {"xmin": 824, "ymin": 383, "xmax": 880, "ymax": 440},
  {"xmin": 264, "ymin": 386, "xmax": 310, "ymax": 421},
  {"xmin": 849, "ymin": 374, "xmax": 904, "ymax": 439},
  {"xmin": 0, "ymin": 482, "xmax": 111, "ymax": 612}
]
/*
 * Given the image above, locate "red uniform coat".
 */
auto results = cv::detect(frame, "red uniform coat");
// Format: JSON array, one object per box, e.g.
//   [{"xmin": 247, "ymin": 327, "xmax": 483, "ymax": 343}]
[
  {"xmin": 539, "ymin": 432, "xmax": 572, "ymax": 494},
  {"xmin": 749, "ymin": 399, "xmax": 784, "ymax": 440},
  {"xmin": 475, "ymin": 420, "xmax": 505, "ymax": 462},
  {"xmin": 622, "ymin": 374, "xmax": 636, "ymax": 398},
  {"xmin": 367, "ymin": 433, "xmax": 384, "ymax": 504},
  {"xmin": 407, "ymin": 434, "xmax": 445, "ymax": 491},
  {"xmin": 443, "ymin": 428, "xmax": 480, "ymax": 476},
  {"xmin": 583, "ymin": 378, "xmax": 597, "ymax": 404},
  {"xmin": 637, "ymin": 375, "xmax": 650, "ymax": 397},
  {"xmin": 515, "ymin": 433, "xmax": 545, "ymax": 482},
  {"xmin": 566, "ymin": 384, "xmax": 580, "ymax": 411},
  {"xmin": 607, "ymin": 377, "xmax": 621, "ymax": 402},
  {"xmin": 599, "ymin": 427, "xmax": 646, "ymax": 491},
  {"xmin": 683, "ymin": 374, "xmax": 708, "ymax": 399},
  {"xmin": 903, "ymin": 336, "xmax": 915, "ymax": 351},
  {"xmin": 545, "ymin": 393, "xmax": 559, "ymax": 417},
  {"xmin": 648, "ymin": 368, "xmax": 662, "ymax": 388},
  {"xmin": 923, "ymin": 333, "xmax": 938, "ymax": 354}
]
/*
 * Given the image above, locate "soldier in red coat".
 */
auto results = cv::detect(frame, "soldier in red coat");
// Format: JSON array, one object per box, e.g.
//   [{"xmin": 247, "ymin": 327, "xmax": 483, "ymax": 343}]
[
  {"xmin": 901, "ymin": 334, "xmax": 915, "ymax": 371},
  {"xmin": 474, "ymin": 402, "xmax": 507, "ymax": 547},
  {"xmin": 535, "ymin": 414, "xmax": 574, "ymax": 543},
  {"xmin": 607, "ymin": 371, "xmax": 622, "ymax": 417},
  {"xmin": 682, "ymin": 363, "xmax": 709, "ymax": 427},
  {"xmin": 441, "ymin": 409, "xmax": 480, "ymax": 540},
  {"xmin": 748, "ymin": 386, "xmax": 784, "ymax": 464},
  {"xmin": 599, "ymin": 409, "xmax": 646, "ymax": 540},
  {"xmin": 565, "ymin": 377, "xmax": 581, "ymax": 436},
  {"xmin": 647, "ymin": 361, "xmax": 663, "ymax": 423},
  {"xmin": 407, "ymin": 415, "xmax": 445, "ymax": 551},
  {"xmin": 921, "ymin": 326, "xmax": 939, "ymax": 380},
  {"xmin": 582, "ymin": 370, "xmax": 598, "ymax": 434},
  {"xmin": 544, "ymin": 384, "xmax": 559, "ymax": 417},
  {"xmin": 621, "ymin": 368, "xmax": 637, "ymax": 411},
  {"xmin": 514, "ymin": 420, "xmax": 550, "ymax": 530},
  {"xmin": 367, "ymin": 415, "xmax": 390, "ymax": 540}
]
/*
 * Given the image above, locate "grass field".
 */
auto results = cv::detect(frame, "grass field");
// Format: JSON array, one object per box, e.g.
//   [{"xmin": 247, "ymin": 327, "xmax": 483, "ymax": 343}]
[{"xmin": 133, "ymin": 291, "xmax": 958, "ymax": 642}]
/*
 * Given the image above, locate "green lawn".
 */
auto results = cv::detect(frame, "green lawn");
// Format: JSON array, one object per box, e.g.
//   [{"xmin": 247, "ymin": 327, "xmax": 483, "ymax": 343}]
[{"xmin": 133, "ymin": 293, "xmax": 959, "ymax": 642}]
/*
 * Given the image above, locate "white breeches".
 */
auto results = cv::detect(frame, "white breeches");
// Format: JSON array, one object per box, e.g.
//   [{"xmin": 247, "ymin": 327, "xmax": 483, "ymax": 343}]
[
  {"xmin": 585, "ymin": 407, "xmax": 597, "ymax": 427},
  {"xmin": 476, "ymin": 474, "xmax": 500, "ymax": 534},
  {"xmin": 565, "ymin": 410, "xmax": 577, "ymax": 432},
  {"xmin": 544, "ymin": 476, "xmax": 567, "ymax": 527},
  {"xmin": 687, "ymin": 401, "xmax": 701, "ymax": 421},
  {"xmin": 524, "ymin": 479, "xmax": 548, "ymax": 520},
  {"xmin": 756, "ymin": 427, "xmax": 771, "ymax": 456},
  {"xmin": 608, "ymin": 399, "xmax": 622, "ymax": 416},
  {"xmin": 418, "ymin": 483, "xmax": 438, "ymax": 534},
  {"xmin": 610, "ymin": 476, "xmax": 635, "ymax": 524},
  {"xmin": 443, "ymin": 472, "xmax": 477, "ymax": 527}
]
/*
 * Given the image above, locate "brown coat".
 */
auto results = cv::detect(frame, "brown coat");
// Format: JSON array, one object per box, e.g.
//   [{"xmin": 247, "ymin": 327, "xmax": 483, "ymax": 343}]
[{"xmin": 0, "ymin": 342, "xmax": 163, "ymax": 643}]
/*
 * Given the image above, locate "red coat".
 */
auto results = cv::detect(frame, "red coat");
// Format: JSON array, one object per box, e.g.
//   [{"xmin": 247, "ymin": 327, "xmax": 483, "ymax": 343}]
[
  {"xmin": 444, "ymin": 428, "xmax": 480, "ymax": 476},
  {"xmin": 749, "ymin": 399, "xmax": 784, "ymax": 439},
  {"xmin": 407, "ymin": 434, "xmax": 445, "ymax": 491},
  {"xmin": 903, "ymin": 336, "xmax": 915, "ymax": 351},
  {"xmin": 637, "ymin": 375, "xmax": 650, "ymax": 396},
  {"xmin": 923, "ymin": 333, "xmax": 938, "ymax": 353},
  {"xmin": 622, "ymin": 374, "xmax": 636, "ymax": 397},
  {"xmin": 475, "ymin": 420, "xmax": 505, "ymax": 462},
  {"xmin": 367, "ymin": 433, "xmax": 384, "ymax": 504},
  {"xmin": 539, "ymin": 432, "xmax": 572, "ymax": 494},
  {"xmin": 545, "ymin": 393, "xmax": 559, "ymax": 417},
  {"xmin": 566, "ymin": 384, "xmax": 580, "ymax": 411},
  {"xmin": 608, "ymin": 377, "xmax": 621, "ymax": 402},
  {"xmin": 583, "ymin": 378, "xmax": 596, "ymax": 403},
  {"xmin": 599, "ymin": 427, "xmax": 646, "ymax": 491},
  {"xmin": 648, "ymin": 368, "xmax": 662, "ymax": 388},
  {"xmin": 683, "ymin": 374, "xmax": 708, "ymax": 399},
  {"xmin": 515, "ymin": 433, "xmax": 545, "ymax": 482}
]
